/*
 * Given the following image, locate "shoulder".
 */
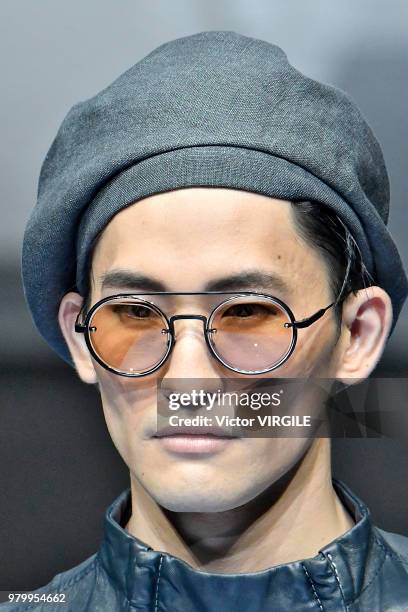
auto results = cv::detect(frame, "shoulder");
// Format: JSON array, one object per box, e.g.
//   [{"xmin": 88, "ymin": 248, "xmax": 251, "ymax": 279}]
[
  {"xmin": 353, "ymin": 527, "xmax": 408, "ymax": 609},
  {"xmin": 0, "ymin": 554, "xmax": 100, "ymax": 611},
  {"xmin": 376, "ymin": 527, "xmax": 408, "ymax": 568}
]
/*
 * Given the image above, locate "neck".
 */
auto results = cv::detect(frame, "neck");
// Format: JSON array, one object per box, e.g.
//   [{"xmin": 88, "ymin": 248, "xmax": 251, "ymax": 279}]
[{"xmin": 125, "ymin": 439, "xmax": 355, "ymax": 573}]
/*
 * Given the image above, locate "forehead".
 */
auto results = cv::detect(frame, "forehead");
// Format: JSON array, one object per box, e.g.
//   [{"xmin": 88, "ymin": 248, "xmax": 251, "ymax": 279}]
[{"xmin": 90, "ymin": 188, "xmax": 324, "ymax": 294}]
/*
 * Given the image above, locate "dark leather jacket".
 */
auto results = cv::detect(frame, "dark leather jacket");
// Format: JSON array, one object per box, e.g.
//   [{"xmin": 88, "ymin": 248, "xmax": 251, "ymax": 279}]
[{"xmin": 2, "ymin": 480, "xmax": 408, "ymax": 611}]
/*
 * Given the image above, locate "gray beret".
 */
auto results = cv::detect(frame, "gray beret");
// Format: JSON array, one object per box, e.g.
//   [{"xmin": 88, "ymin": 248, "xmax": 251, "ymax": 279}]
[{"xmin": 22, "ymin": 30, "xmax": 408, "ymax": 366}]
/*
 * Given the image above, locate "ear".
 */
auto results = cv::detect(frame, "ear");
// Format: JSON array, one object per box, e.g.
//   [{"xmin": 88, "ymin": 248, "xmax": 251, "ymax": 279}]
[
  {"xmin": 58, "ymin": 291, "xmax": 98, "ymax": 384},
  {"xmin": 334, "ymin": 286, "xmax": 393, "ymax": 383}
]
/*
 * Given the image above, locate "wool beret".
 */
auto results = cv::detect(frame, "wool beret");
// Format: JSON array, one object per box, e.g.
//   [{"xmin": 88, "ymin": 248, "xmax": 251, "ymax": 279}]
[{"xmin": 22, "ymin": 30, "xmax": 408, "ymax": 366}]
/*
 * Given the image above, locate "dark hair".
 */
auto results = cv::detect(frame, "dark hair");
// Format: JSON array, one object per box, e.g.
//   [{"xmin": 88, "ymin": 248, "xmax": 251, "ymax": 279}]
[
  {"xmin": 79, "ymin": 200, "xmax": 374, "ymax": 331},
  {"xmin": 290, "ymin": 200, "xmax": 374, "ymax": 331}
]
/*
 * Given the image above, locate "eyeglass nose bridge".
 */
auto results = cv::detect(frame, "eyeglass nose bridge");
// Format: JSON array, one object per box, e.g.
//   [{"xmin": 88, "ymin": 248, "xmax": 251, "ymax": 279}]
[{"xmin": 167, "ymin": 314, "xmax": 214, "ymax": 339}]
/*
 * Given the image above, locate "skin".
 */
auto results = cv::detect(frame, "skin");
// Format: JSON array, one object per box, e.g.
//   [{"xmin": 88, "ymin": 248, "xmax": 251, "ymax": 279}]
[{"xmin": 59, "ymin": 188, "xmax": 392, "ymax": 572}]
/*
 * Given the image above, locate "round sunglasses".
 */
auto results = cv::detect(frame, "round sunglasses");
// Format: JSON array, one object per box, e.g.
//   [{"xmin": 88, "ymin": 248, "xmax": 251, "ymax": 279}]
[{"xmin": 75, "ymin": 260, "xmax": 351, "ymax": 377}]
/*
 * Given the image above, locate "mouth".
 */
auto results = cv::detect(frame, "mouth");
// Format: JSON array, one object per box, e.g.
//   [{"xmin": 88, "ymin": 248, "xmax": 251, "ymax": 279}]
[
  {"xmin": 152, "ymin": 425, "xmax": 239, "ymax": 454},
  {"xmin": 155, "ymin": 424, "xmax": 236, "ymax": 438}
]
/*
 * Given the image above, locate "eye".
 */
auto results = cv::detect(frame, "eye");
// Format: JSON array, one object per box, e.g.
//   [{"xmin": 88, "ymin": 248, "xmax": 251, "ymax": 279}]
[
  {"xmin": 113, "ymin": 304, "xmax": 153, "ymax": 319},
  {"xmin": 222, "ymin": 303, "xmax": 276, "ymax": 318}
]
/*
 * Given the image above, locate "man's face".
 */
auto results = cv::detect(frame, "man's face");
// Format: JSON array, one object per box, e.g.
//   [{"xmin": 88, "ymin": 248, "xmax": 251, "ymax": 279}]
[{"xmin": 86, "ymin": 188, "xmax": 341, "ymax": 512}]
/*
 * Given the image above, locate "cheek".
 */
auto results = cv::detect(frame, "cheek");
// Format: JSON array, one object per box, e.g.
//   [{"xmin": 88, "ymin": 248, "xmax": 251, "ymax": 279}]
[
  {"xmin": 250, "ymin": 437, "xmax": 311, "ymax": 476},
  {"xmin": 285, "ymin": 319, "xmax": 338, "ymax": 377},
  {"xmin": 96, "ymin": 368, "xmax": 158, "ymax": 454}
]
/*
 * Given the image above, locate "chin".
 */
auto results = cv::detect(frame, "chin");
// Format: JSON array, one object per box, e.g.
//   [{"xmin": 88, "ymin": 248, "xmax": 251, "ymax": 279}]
[{"xmin": 147, "ymin": 482, "xmax": 260, "ymax": 513}]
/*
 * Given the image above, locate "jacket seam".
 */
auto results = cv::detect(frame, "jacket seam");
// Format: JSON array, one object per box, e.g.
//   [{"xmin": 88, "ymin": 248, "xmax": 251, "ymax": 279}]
[
  {"xmin": 383, "ymin": 546, "xmax": 408, "ymax": 566},
  {"xmin": 301, "ymin": 563, "xmax": 324, "ymax": 611},
  {"xmin": 391, "ymin": 553, "xmax": 408, "ymax": 568},
  {"xmin": 348, "ymin": 532, "xmax": 388, "ymax": 605},
  {"xmin": 326, "ymin": 552, "xmax": 347, "ymax": 607},
  {"xmin": 49, "ymin": 556, "xmax": 98, "ymax": 590},
  {"xmin": 154, "ymin": 554, "xmax": 164, "ymax": 612},
  {"xmin": 375, "ymin": 531, "xmax": 408, "ymax": 568}
]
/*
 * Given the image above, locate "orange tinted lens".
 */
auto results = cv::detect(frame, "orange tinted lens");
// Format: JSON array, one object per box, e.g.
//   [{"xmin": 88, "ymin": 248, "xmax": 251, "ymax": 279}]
[
  {"xmin": 88, "ymin": 300, "xmax": 169, "ymax": 374},
  {"xmin": 208, "ymin": 297, "xmax": 294, "ymax": 372}
]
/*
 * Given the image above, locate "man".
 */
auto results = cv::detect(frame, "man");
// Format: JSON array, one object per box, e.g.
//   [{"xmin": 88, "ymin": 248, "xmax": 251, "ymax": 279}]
[{"xmin": 4, "ymin": 30, "xmax": 408, "ymax": 610}]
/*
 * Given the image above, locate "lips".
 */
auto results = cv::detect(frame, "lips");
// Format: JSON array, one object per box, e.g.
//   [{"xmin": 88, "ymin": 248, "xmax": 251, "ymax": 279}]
[{"xmin": 154, "ymin": 424, "xmax": 236, "ymax": 438}]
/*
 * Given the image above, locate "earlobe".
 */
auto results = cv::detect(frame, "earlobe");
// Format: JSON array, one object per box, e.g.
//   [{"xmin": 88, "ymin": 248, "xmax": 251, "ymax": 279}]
[
  {"xmin": 58, "ymin": 292, "xmax": 98, "ymax": 384},
  {"xmin": 335, "ymin": 287, "xmax": 393, "ymax": 384}
]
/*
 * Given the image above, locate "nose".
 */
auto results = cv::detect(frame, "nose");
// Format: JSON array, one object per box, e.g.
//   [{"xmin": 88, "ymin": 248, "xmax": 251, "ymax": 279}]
[
  {"xmin": 159, "ymin": 320, "xmax": 224, "ymax": 407},
  {"xmin": 161, "ymin": 316, "xmax": 221, "ymax": 381}
]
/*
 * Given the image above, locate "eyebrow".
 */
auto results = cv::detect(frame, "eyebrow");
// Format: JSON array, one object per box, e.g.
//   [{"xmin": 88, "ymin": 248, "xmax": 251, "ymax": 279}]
[{"xmin": 99, "ymin": 269, "xmax": 291, "ymax": 295}]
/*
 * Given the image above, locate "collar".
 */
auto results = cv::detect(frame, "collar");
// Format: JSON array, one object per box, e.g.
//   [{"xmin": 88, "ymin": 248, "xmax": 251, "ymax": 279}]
[{"xmin": 97, "ymin": 479, "xmax": 386, "ymax": 609}]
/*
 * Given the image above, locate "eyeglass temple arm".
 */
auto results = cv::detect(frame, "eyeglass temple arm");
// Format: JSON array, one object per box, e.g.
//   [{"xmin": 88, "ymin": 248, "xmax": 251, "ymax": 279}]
[
  {"xmin": 285, "ymin": 250, "xmax": 352, "ymax": 330},
  {"xmin": 75, "ymin": 310, "xmax": 86, "ymax": 333}
]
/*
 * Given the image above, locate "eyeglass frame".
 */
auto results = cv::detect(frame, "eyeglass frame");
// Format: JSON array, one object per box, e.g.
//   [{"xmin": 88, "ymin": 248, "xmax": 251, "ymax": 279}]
[{"xmin": 74, "ymin": 257, "xmax": 352, "ymax": 377}]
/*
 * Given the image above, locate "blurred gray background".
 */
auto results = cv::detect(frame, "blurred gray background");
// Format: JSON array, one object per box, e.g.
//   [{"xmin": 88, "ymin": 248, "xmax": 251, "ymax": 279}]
[{"xmin": 0, "ymin": 0, "xmax": 407, "ymax": 593}]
